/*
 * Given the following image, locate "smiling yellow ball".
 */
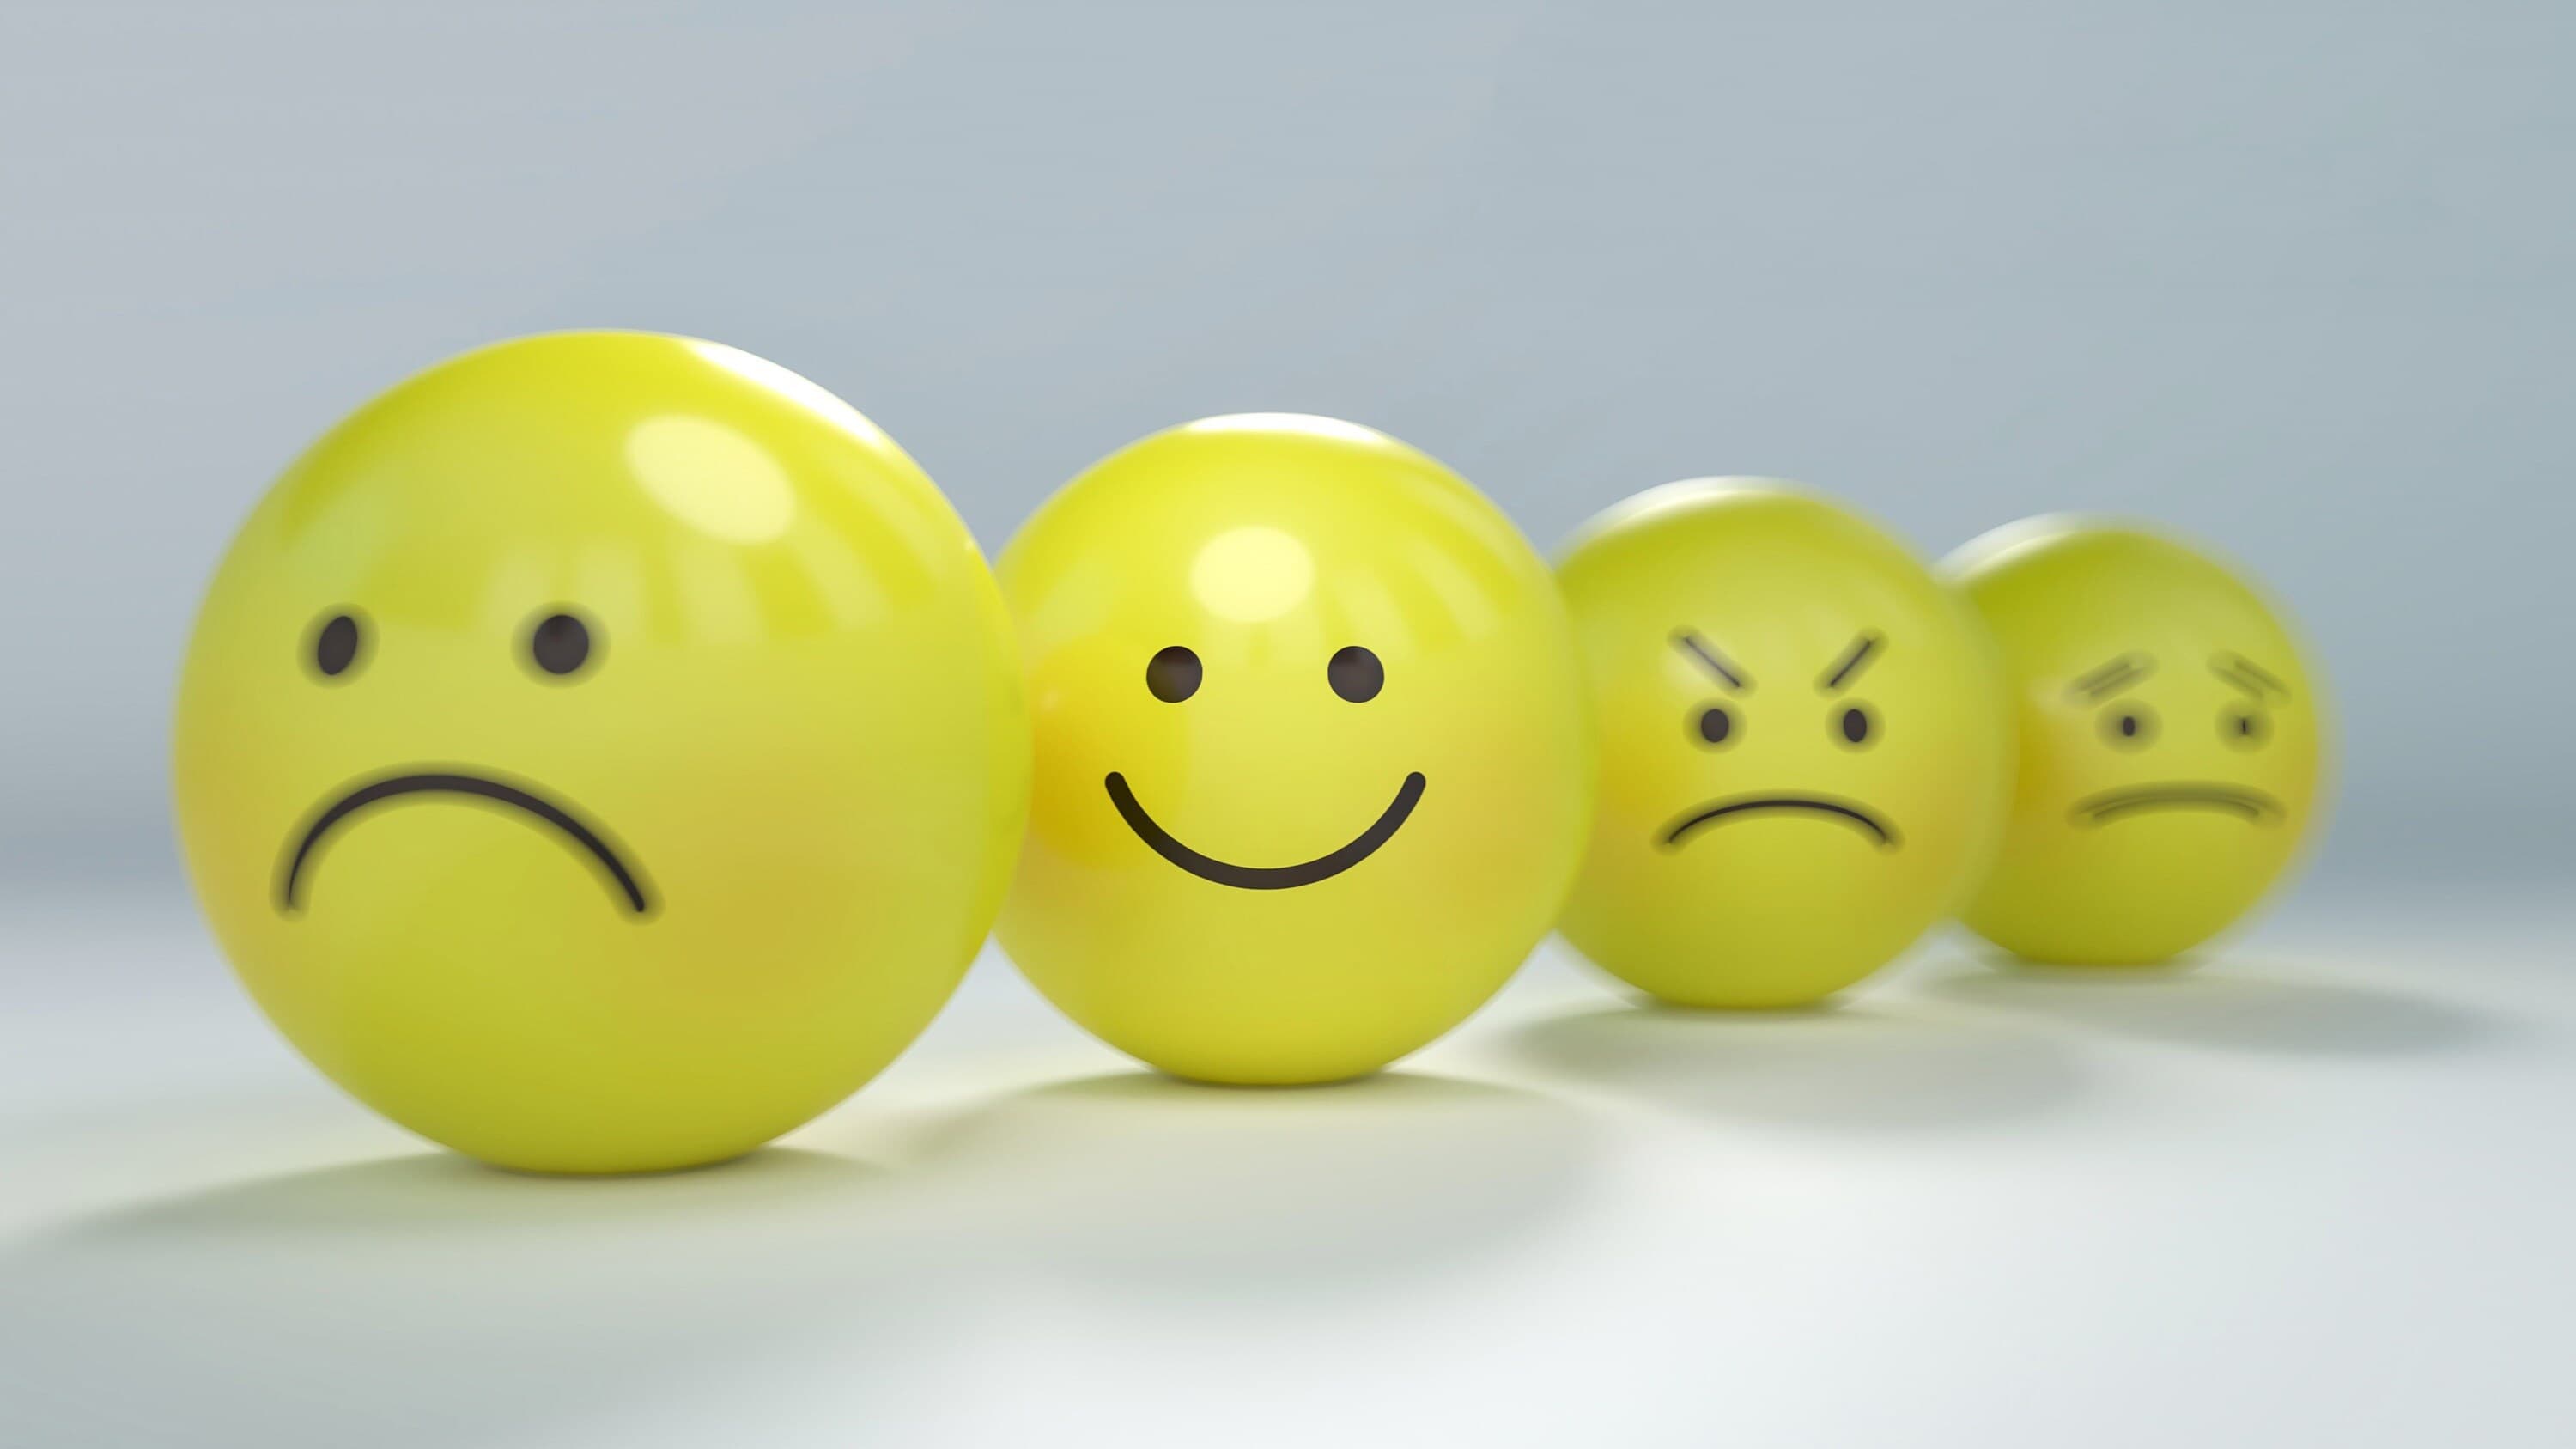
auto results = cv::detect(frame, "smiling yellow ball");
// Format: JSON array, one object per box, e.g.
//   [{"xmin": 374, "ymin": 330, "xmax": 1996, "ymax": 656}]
[
  {"xmin": 172, "ymin": 332, "xmax": 1028, "ymax": 1173},
  {"xmin": 1556, "ymin": 481, "xmax": 2008, "ymax": 1008},
  {"xmin": 1942, "ymin": 518, "xmax": 2327, "ymax": 965},
  {"xmin": 994, "ymin": 416, "xmax": 1592, "ymax": 1084}
]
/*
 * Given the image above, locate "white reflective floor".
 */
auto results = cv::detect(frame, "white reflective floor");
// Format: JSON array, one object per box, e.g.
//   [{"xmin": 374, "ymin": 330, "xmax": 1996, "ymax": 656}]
[{"xmin": 2, "ymin": 884, "xmax": 2568, "ymax": 1448}]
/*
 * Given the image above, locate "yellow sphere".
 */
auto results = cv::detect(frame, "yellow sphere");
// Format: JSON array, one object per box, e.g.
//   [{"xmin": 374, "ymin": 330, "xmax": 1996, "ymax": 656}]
[
  {"xmin": 994, "ymin": 415, "xmax": 1592, "ymax": 1084},
  {"xmin": 1942, "ymin": 518, "xmax": 2327, "ymax": 965},
  {"xmin": 1556, "ymin": 481, "xmax": 2008, "ymax": 1008},
  {"xmin": 172, "ymin": 332, "xmax": 1029, "ymax": 1173}
]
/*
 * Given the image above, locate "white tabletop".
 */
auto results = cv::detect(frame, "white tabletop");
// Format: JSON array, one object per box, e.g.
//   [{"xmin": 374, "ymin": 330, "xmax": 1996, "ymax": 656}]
[{"xmin": 1, "ymin": 882, "xmax": 2567, "ymax": 1448}]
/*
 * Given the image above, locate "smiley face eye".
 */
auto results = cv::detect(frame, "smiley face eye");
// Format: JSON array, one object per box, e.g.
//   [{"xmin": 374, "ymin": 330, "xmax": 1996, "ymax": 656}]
[
  {"xmin": 527, "ymin": 611, "xmax": 595, "ymax": 679},
  {"xmin": 1693, "ymin": 704, "xmax": 1735, "ymax": 746},
  {"xmin": 1836, "ymin": 703, "xmax": 1876, "ymax": 748},
  {"xmin": 1145, "ymin": 645, "xmax": 1201, "ymax": 703},
  {"xmin": 2100, "ymin": 703, "xmax": 2157, "ymax": 748},
  {"xmin": 309, "ymin": 611, "xmax": 363, "ymax": 680},
  {"xmin": 2224, "ymin": 709, "xmax": 2269, "ymax": 749},
  {"xmin": 1328, "ymin": 645, "xmax": 1384, "ymax": 703}
]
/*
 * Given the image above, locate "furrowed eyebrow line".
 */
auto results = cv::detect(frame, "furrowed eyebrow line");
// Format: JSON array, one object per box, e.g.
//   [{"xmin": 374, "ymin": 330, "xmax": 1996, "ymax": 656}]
[
  {"xmin": 2069, "ymin": 652, "xmax": 2153, "ymax": 701},
  {"xmin": 1819, "ymin": 631, "xmax": 1882, "ymax": 693},
  {"xmin": 1672, "ymin": 630, "xmax": 1749, "ymax": 691},
  {"xmin": 2212, "ymin": 654, "xmax": 2289, "ymax": 699}
]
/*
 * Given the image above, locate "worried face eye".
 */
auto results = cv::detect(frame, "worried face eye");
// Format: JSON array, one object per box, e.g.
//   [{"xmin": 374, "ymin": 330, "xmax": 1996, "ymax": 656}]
[
  {"xmin": 1693, "ymin": 704, "xmax": 1735, "ymax": 746},
  {"xmin": 2224, "ymin": 709, "xmax": 2270, "ymax": 749},
  {"xmin": 309, "ymin": 611, "xmax": 364, "ymax": 680},
  {"xmin": 1145, "ymin": 645, "xmax": 1201, "ymax": 703},
  {"xmin": 2100, "ymin": 702, "xmax": 2157, "ymax": 748},
  {"xmin": 527, "ymin": 611, "xmax": 596, "ymax": 679}
]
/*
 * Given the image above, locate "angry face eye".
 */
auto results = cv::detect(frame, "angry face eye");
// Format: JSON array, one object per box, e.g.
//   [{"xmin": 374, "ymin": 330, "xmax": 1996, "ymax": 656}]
[
  {"xmin": 1692, "ymin": 704, "xmax": 1735, "ymax": 746},
  {"xmin": 1835, "ymin": 703, "xmax": 1876, "ymax": 748}
]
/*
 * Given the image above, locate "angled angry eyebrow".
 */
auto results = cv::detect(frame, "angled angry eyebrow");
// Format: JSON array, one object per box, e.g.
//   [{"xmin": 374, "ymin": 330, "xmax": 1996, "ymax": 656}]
[
  {"xmin": 2212, "ymin": 653, "xmax": 2289, "ymax": 700},
  {"xmin": 1818, "ymin": 631, "xmax": 1882, "ymax": 693},
  {"xmin": 2069, "ymin": 652, "xmax": 2154, "ymax": 701},
  {"xmin": 1671, "ymin": 630, "xmax": 1750, "ymax": 691}
]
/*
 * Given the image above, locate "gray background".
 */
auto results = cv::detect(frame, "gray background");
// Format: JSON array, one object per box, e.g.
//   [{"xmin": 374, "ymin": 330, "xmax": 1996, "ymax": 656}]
[
  {"xmin": 5, "ymin": 9, "xmax": 2573, "ymax": 1446},
  {"xmin": 4, "ymin": 0, "xmax": 2571, "ymax": 889}
]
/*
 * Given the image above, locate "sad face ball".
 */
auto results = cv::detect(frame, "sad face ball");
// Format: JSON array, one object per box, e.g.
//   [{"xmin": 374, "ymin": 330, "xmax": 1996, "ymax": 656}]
[
  {"xmin": 1943, "ymin": 518, "xmax": 2326, "ymax": 965},
  {"xmin": 994, "ymin": 416, "xmax": 1592, "ymax": 1084},
  {"xmin": 1556, "ymin": 482, "xmax": 2008, "ymax": 1008},
  {"xmin": 173, "ymin": 332, "xmax": 1028, "ymax": 1173}
]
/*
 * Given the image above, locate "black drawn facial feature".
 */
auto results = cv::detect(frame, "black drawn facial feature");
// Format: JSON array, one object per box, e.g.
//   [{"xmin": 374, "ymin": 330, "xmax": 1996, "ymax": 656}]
[
  {"xmin": 2056, "ymin": 651, "xmax": 2293, "ymax": 827},
  {"xmin": 1110, "ymin": 642, "xmax": 1420, "ymax": 889},
  {"xmin": 1658, "ymin": 628, "xmax": 1900, "ymax": 850},
  {"xmin": 1819, "ymin": 630, "xmax": 1881, "ymax": 750},
  {"xmin": 2213, "ymin": 652, "xmax": 2287, "ymax": 750},
  {"xmin": 2072, "ymin": 652, "xmax": 2157, "ymax": 749},
  {"xmin": 1674, "ymin": 630, "xmax": 1747, "ymax": 747}
]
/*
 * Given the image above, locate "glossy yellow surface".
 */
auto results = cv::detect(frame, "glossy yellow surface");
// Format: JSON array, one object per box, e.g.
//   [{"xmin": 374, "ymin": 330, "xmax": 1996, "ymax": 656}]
[
  {"xmin": 172, "ymin": 332, "xmax": 1028, "ymax": 1173},
  {"xmin": 995, "ymin": 416, "xmax": 1592, "ymax": 1084},
  {"xmin": 1944, "ymin": 518, "xmax": 2327, "ymax": 965},
  {"xmin": 1556, "ymin": 482, "xmax": 2008, "ymax": 1007}
]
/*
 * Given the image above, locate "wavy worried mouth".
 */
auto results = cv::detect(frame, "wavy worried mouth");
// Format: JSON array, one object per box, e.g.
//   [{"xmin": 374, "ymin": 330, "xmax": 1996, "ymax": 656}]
[
  {"xmin": 2069, "ymin": 782, "xmax": 2283, "ymax": 826},
  {"xmin": 276, "ymin": 769, "xmax": 653, "ymax": 916},
  {"xmin": 1661, "ymin": 794, "xmax": 1900, "ymax": 850},
  {"xmin": 1104, "ymin": 770, "xmax": 1426, "ymax": 890}
]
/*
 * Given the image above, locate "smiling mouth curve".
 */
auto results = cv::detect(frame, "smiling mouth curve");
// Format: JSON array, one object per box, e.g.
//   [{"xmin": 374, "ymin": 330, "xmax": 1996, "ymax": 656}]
[
  {"xmin": 276, "ymin": 770, "xmax": 653, "ymax": 916},
  {"xmin": 1103, "ymin": 770, "xmax": 1427, "ymax": 890},
  {"xmin": 2070, "ymin": 782, "xmax": 2283, "ymax": 826},
  {"xmin": 1661, "ymin": 795, "xmax": 1901, "ymax": 850}
]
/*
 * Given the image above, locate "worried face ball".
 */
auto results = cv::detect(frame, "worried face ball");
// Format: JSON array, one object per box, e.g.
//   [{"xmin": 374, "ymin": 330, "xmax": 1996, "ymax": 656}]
[{"xmin": 1943, "ymin": 518, "xmax": 2327, "ymax": 965}]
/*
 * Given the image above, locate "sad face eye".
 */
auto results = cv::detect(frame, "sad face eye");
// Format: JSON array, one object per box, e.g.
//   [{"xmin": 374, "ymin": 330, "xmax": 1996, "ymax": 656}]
[
  {"xmin": 308, "ymin": 611, "xmax": 364, "ymax": 680},
  {"xmin": 2100, "ymin": 702, "xmax": 2157, "ymax": 748},
  {"xmin": 1145, "ymin": 645, "xmax": 1201, "ymax": 703},
  {"xmin": 527, "ymin": 611, "xmax": 596, "ymax": 679}
]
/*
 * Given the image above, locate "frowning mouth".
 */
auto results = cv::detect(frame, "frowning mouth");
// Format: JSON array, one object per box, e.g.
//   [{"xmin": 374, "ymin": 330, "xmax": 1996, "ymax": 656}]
[
  {"xmin": 2069, "ymin": 783, "xmax": 2282, "ymax": 826},
  {"xmin": 276, "ymin": 769, "xmax": 653, "ymax": 916},
  {"xmin": 1661, "ymin": 795, "xmax": 1900, "ymax": 850},
  {"xmin": 1104, "ymin": 770, "xmax": 1426, "ymax": 890}
]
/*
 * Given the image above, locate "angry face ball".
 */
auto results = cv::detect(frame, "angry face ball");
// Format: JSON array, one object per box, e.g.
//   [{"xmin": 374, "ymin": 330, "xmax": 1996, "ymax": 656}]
[
  {"xmin": 173, "ymin": 332, "xmax": 1028, "ymax": 1173},
  {"xmin": 994, "ymin": 416, "xmax": 1592, "ymax": 1084},
  {"xmin": 1556, "ymin": 482, "xmax": 2008, "ymax": 1007},
  {"xmin": 1943, "ymin": 518, "xmax": 2326, "ymax": 965}
]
